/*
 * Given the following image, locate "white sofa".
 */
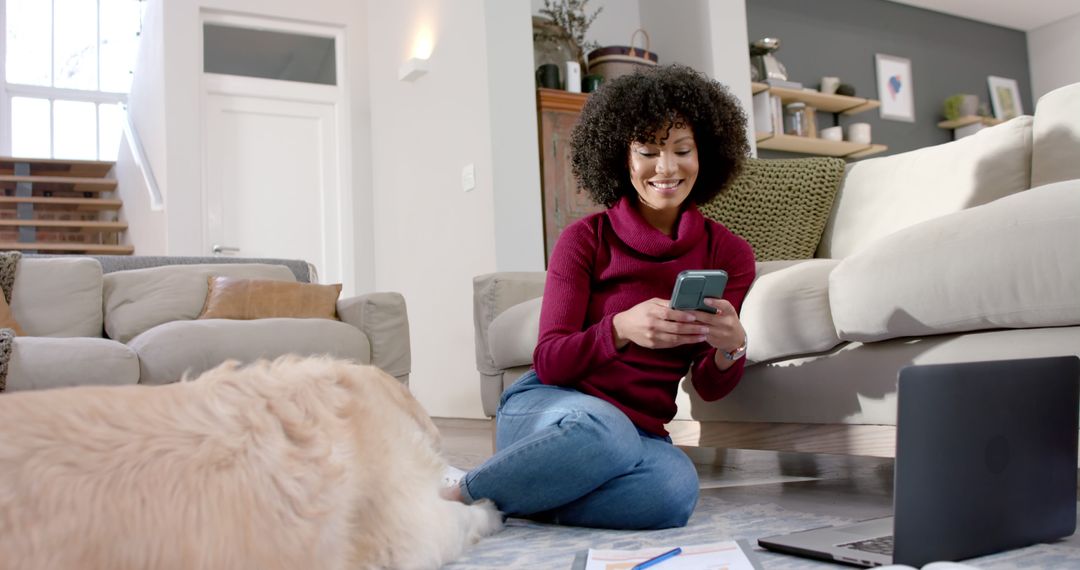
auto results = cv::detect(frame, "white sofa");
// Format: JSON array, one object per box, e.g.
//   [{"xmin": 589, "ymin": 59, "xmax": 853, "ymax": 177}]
[
  {"xmin": 473, "ymin": 81, "xmax": 1080, "ymax": 457},
  {"xmin": 5, "ymin": 256, "xmax": 410, "ymax": 391}
]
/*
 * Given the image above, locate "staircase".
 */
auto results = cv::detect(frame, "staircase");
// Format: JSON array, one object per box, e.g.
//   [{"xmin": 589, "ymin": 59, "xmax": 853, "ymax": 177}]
[{"xmin": 0, "ymin": 156, "xmax": 133, "ymax": 254}]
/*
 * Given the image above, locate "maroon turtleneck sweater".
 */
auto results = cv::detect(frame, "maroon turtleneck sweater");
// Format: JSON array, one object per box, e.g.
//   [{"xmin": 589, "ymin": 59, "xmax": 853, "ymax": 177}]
[{"xmin": 533, "ymin": 196, "xmax": 756, "ymax": 436}]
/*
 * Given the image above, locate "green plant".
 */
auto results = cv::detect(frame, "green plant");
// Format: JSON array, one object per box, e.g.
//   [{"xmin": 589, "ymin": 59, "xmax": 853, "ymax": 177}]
[
  {"xmin": 540, "ymin": 0, "xmax": 603, "ymax": 56},
  {"xmin": 943, "ymin": 94, "xmax": 965, "ymax": 121}
]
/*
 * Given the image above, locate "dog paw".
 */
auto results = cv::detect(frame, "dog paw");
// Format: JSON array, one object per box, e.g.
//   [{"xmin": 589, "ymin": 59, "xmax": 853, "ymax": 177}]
[{"xmin": 467, "ymin": 499, "xmax": 504, "ymax": 540}]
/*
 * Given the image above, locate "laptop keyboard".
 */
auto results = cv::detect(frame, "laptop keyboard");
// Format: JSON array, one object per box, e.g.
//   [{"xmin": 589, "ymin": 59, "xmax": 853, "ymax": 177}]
[{"xmin": 838, "ymin": 535, "xmax": 894, "ymax": 555}]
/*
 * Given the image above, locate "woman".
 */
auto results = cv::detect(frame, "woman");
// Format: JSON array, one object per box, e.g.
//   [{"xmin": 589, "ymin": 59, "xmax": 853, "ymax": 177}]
[{"xmin": 449, "ymin": 65, "xmax": 754, "ymax": 530}]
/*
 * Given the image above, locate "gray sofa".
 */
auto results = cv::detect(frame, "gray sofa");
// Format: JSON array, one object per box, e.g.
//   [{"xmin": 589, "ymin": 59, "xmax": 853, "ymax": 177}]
[
  {"xmin": 5, "ymin": 255, "xmax": 410, "ymax": 391},
  {"xmin": 474, "ymin": 81, "xmax": 1080, "ymax": 458}
]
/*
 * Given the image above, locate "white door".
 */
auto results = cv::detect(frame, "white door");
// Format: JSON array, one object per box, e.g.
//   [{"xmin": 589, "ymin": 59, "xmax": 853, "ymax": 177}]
[
  {"xmin": 204, "ymin": 93, "xmax": 342, "ymax": 283},
  {"xmin": 200, "ymin": 14, "xmax": 353, "ymax": 292}
]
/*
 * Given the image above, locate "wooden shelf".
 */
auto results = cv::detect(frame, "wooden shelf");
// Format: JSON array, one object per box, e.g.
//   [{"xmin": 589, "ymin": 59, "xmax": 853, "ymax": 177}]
[
  {"xmin": 756, "ymin": 133, "xmax": 887, "ymax": 159},
  {"xmin": 752, "ymin": 82, "xmax": 881, "ymax": 115},
  {"xmin": 536, "ymin": 88, "xmax": 589, "ymax": 113},
  {"xmin": 937, "ymin": 115, "xmax": 1002, "ymax": 129},
  {"xmin": 752, "ymin": 82, "xmax": 886, "ymax": 158}
]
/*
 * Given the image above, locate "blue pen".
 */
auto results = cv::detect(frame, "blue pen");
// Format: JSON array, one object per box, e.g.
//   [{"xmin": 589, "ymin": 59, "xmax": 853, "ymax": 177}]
[{"xmin": 631, "ymin": 546, "xmax": 682, "ymax": 570}]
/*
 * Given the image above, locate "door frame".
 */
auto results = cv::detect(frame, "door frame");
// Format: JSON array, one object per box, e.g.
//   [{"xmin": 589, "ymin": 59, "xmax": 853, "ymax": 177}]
[{"xmin": 199, "ymin": 10, "xmax": 353, "ymax": 292}]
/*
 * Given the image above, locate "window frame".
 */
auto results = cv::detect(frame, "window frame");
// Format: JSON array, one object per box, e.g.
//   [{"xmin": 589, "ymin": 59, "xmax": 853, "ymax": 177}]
[{"xmin": 0, "ymin": 0, "xmax": 138, "ymax": 159}]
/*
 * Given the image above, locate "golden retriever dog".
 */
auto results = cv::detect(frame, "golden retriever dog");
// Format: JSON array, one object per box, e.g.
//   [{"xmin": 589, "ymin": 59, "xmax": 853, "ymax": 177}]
[{"xmin": 0, "ymin": 356, "xmax": 501, "ymax": 570}]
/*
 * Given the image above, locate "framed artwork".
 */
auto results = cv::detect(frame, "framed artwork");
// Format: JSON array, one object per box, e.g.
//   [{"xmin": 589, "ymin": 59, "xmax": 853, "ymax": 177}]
[
  {"xmin": 875, "ymin": 54, "xmax": 915, "ymax": 122},
  {"xmin": 987, "ymin": 76, "xmax": 1023, "ymax": 120}
]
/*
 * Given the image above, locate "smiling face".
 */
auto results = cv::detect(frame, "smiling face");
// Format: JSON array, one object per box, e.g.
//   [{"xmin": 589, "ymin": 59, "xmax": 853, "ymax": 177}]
[{"xmin": 627, "ymin": 121, "xmax": 699, "ymax": 232}]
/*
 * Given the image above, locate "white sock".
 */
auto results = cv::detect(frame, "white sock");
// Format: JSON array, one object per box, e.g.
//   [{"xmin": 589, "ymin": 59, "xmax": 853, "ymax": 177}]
[{"xmin": 442, "ymin": 465, "xmax": 468, "ymax": 488}]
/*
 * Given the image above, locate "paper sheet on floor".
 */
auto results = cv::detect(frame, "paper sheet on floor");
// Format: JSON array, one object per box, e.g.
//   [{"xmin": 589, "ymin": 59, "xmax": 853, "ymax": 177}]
[{"xmin": 584, "ymin": 540, "xmax": 758, "ymax": 570}]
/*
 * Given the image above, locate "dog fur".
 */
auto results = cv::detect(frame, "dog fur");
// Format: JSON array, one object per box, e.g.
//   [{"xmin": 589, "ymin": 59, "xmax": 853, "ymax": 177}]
[{"xmin": 0, "ymin": 356, "xmax": 501, "ymax": 570}]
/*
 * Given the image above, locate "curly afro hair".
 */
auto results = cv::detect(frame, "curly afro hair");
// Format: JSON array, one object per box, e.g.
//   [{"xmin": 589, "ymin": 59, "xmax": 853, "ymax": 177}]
[{"xmin": 570, "ymin": 64, "xmax": 749, "ymax": 208}]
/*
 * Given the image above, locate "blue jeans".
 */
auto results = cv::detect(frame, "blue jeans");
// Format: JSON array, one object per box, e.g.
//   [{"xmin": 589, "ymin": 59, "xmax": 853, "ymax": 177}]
[{"xmin": 459, "ymin": 370, "xmax": 699, "ymax": 529}]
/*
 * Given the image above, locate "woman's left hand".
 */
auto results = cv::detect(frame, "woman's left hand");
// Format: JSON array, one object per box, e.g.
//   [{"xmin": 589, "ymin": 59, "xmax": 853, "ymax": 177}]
[{"xmin": 695, "ymin": 298, "xmax": 746, "ymax": 369}]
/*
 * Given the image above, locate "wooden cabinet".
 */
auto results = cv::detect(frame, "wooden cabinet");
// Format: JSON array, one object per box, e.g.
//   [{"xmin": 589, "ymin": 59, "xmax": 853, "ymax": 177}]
[
  {"xmin": 537, "ymin": 88, "xmax": 600, "ymax": 264},
  {"xmin": 752, "ymin": 82, "xmax": 888, "ymax": 158}
]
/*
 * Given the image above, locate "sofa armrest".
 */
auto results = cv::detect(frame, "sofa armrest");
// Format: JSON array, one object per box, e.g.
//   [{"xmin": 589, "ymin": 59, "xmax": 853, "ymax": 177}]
[
  {"xmin": 337, "ymin": 292, "xmax": 411, "ymax": 385},
  {"xmin": 473, "ymin": 272, "xmax": 546, "ymax": 376}
]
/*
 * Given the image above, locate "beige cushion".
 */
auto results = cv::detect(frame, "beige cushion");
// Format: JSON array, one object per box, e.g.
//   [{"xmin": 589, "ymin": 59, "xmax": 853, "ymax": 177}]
[
  {"xmin": 1031, "ymin": 81, "xmax": 1080, "ymax": 188},
  {"xmin": 103, "ymin": 264, "xmax": 296, "ymax": 343},
  {"xmin": 10, "ymin": 257, "xmax": 104, "ymax": 337},
  {"xmin": 699, "ymin": 157, "xmax": 845, "ymax": 261},
  {"xmin": 830, "ymin": 180, "xmax": 1080, "ymax": 342},
  {"xmin": 741, "ymin": 259, "xmax": 841, "ymax": 363},
  {"xmin": 5, "ymin": 337, "xmax": 139, "ymax": 391},
  {"xmin": 488, "ymin": 296, "xmax": 542, "ymax": 369},
  {"xmin": 819, "ymin": 115, "xmax": 1033, "ymax": 259},
  {"xmin": 129, "ymin": 317, "xmax": 370, "ymax": 385},
  {"xmin": 198, "ymin": 277, "xmax": 341, "ymax": 320},
  {"xmin": 473, "ymin": 272, "xmax": 546, "ymax": 376}
]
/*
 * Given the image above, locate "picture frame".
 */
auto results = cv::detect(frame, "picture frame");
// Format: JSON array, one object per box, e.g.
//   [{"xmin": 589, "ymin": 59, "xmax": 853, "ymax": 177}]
[
  {"xmin": 987, "ymin": 76, "xmax": 1023, "ymax": 120},
  {"xmin": 875, "ymin": 54, "xmax": 915, "ymax": 122}
]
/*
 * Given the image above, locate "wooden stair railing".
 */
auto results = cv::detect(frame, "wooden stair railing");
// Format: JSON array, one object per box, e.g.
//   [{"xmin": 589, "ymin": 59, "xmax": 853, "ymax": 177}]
[{"xmin": 0, "ymin": 156, "xmax": 132, "ymax": 255}]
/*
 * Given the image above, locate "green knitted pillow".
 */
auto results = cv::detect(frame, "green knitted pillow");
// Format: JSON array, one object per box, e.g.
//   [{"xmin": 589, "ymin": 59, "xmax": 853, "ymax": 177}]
[{"xmin": 700, "ymin": 157, "xmax": 846, "ymax": 261}]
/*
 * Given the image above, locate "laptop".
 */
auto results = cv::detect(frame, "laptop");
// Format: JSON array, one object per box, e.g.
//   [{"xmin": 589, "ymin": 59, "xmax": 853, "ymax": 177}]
[{"xmin": 759, "ymin": 356, "xmax": 1080, "ymax": 567}]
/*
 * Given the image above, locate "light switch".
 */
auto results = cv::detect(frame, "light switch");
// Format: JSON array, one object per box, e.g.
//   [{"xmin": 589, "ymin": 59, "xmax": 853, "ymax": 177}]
[{"xmin": 461, "ymin": 163, "xmax": 476, "ymax": 192}]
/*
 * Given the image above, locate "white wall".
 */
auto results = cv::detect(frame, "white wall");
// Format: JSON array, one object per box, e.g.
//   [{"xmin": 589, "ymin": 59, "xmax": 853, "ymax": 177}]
[
  {"xmin": 1028, "ymin": 11, "xmax": 1080, "ymax": 101},
  {"xmin": 485, "ymin": 0, "xmax": 546, "ymax": 272},
  {"xmin": 706, "ymin": 0, "xmax": 754, "ymax": 154},
  {"xmin": 367, "ymin": 0, "xmax": 510, "ymax": 419},
  {"xmin": 639, "ymin": 0, "xmax": 712, "ymax": 72},
  {"xmin": 122, "ymin": 0, "xmax": 169, "ymax": 253}
]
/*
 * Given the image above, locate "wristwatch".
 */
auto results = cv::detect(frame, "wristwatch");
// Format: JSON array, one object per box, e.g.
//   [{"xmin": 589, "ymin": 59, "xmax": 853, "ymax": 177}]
[{"xmin": 722, "ymin": 333, "xmax": 748, "ymax": 361}]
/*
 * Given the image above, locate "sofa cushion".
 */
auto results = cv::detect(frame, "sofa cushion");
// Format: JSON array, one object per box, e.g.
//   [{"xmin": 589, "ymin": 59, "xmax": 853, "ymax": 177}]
[
  {"xmin": 5, "ymin": 337, "xmax": 139, "ymax": 391},
  {"xmin": 829, "ymin": 180, "xmax": 1080, "ymax": 342},
  {"xmin": 1031, "ymin": 81, "xmax": 1080, "ymax": 188},
  {"xmin": 488, "ymin": 296, "xmax": 542, "ymax": 369},
  {"xmin": 741, "ymin": 259, "xmax": 842, "ymax": 363},
  {"xmin": 11, "ymin": 257, "xmax": 104, "ymax": 337},
  {"xmin": 819, "ymin": 115, "xmax": 1033, "ymax": 259},
  {"xmin": 103, "ymin": 263, "xmax": 296, "ymax": 343},
  {"xmin": 473, "ymin": 272, "xmax": 546, "ymax": 376},
  {"xmin": 129, "ymin": 318, "xmax": 370, "ymax": 385},
  {"xmin": 700, "ymin": 157, "xmax": 845, "ymax": 261},
  {"xmin": 198, "ymin": 277, "xmax": 341, "ymax": 320}
]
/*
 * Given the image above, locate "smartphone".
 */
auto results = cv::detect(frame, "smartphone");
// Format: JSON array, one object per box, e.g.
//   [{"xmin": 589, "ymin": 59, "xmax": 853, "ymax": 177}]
[{"xmin": 669, "ymin": 270, "xmax": 728, "ymax": 314}]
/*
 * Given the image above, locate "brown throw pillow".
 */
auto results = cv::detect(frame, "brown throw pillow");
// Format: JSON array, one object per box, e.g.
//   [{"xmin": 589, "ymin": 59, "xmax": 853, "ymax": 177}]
[
  {"xmin": 0, "ymin": 293, "xmax": 25, "ymax": 336},
  {"xmin": 198, "ymin": 277, "xmax": 341, "ymax": 320}
]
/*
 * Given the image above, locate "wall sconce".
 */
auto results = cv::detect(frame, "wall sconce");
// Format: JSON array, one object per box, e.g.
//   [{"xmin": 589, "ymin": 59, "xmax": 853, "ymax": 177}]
[
  {"xmin": 398, "ymin": 57, "xmax": 429, "ymax": 82},
  {"xmin": 400, "ymin": 24, "xmax": 434, "ymax": 82}
]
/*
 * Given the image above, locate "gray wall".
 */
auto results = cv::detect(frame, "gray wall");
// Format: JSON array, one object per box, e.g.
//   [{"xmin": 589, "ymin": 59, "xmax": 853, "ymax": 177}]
[{"xmin": 747, "ymin": 0, "xmax": 1032, "ymax": 157}]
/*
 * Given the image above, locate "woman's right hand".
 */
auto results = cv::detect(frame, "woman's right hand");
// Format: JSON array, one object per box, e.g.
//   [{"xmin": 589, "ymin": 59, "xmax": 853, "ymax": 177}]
[{"xmin": 611, "ymin": 298, "xmax": 710, "ymax": 350}]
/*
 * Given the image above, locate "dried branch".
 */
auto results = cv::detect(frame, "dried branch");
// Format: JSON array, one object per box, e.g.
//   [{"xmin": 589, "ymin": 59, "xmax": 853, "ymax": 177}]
[{"xmin": 540, "ymin": 0, "xmax": 603, "ymax": 53}]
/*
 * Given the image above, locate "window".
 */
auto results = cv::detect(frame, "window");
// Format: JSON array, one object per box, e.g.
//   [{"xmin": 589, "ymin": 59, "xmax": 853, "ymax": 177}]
[
  {"xmin": 2, "ymin": 0, "xmax": 143, "ymax": 160},
  {"xmin": 203, "ymin": 24, "xmax": 337, "ymax": 86}
]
